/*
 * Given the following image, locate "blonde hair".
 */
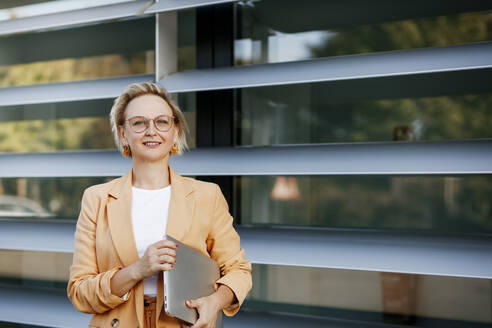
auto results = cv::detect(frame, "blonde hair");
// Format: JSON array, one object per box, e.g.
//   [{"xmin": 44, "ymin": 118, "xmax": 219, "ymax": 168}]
[{"xmin": 109, "ymin": 82, "xmax": 189, "ymax": 156}]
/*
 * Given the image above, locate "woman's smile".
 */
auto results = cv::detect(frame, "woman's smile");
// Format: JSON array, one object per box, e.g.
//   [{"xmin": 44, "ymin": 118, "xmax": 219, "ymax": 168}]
[{"xmin": 143, "ymin": 141, "xmax": 162, "ymax": 148}]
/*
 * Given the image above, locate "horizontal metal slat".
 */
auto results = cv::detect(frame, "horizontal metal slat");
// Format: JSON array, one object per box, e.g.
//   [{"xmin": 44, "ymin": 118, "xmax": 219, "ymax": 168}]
[
  {"xmin": 160, "ymin": 42, "xmax": 492, "ymax": 92},
  {"xmin": 0, "ymin": 140, "xmax": 491, "ymax": 178},
  {"xmin": 0, "ymin": 286, "xmax": 90, "ymax": 328},
  {"xmin": 0, "ymin": 74, "xmax": 154, "ymax": 106},
  {"xmin": 0, "ymin": 0, "xmax": 152, "ymax": 36},
  {"xmin": 0, "ymin": 150, "xmax": 131, "ymax": 178},
  {"xmin": 238, "ymin": 226, "xmax": 492, "ymax": 279},
  {"xmin": 145, "ymin": 0, "xmax": 237, "ymax": 14},
  {"xmin": 0, "ymin": 219, "xmax": 75, "ymax": 253},
  {"xmin": 1, "ymin": 220, "xmax": 492, "ymax": 279},
  {"xmin": 172, "ymin": 140, "xmax": 492, "ymax": 176},
  {"xmin": 0, "ymin": 285, "xmax": 385, "ymax": 328}
]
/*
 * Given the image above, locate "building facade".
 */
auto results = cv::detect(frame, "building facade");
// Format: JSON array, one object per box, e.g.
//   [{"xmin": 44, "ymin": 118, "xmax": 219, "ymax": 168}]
[{"xmin": 0, "ymin": 0, "xmax": 492, "ymax": 327}]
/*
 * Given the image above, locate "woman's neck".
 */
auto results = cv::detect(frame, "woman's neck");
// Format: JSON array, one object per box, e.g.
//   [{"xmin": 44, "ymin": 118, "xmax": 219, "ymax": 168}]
[{"xmin": 131, "ymin": 158, "xmax": 170, "ymax": 189}]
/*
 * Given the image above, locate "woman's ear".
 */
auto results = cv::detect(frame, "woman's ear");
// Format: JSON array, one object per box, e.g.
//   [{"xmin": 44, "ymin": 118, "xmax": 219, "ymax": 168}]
[{"xmin": 117, "ymin": 125, "xmax": 126, "ymax": 143}]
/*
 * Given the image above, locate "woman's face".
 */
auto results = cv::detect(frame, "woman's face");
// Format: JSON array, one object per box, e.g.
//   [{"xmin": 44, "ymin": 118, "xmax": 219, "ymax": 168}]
[{"xmin": 118, "ymin": 94, "xmax": 179, "ymax": 163}]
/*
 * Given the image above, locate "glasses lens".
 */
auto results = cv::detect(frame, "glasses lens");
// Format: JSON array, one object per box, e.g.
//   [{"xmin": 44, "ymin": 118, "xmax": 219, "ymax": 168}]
[
  {"xmin": 155, "ymin": 115, "xmax": 172, "ymax": 132},
  {"xmin": 129, "ymin": 117, "xmax": 147, "ymax": 133}
]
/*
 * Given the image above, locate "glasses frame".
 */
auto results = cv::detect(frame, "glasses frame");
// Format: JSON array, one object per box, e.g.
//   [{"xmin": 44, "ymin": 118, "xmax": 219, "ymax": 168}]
[{"xmin": 124, "ymin": 114, "xmax": 177, "ymax": 133}]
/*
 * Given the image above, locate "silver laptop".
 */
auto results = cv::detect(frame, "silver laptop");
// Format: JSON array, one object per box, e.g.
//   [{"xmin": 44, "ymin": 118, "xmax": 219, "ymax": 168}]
[{"xmin": 163, "ymin": 235, "xmax": 223, "ymax": 327}]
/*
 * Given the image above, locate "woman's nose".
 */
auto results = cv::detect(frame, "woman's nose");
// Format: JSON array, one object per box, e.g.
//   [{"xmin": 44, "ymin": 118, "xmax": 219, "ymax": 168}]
[{"xmin": 145, "ymin": 120, "xmax": 158, "ymax": 135}]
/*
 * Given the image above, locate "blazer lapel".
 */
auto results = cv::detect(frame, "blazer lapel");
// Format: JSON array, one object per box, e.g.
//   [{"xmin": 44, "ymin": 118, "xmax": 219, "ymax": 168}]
[
  {"xmin": 107, "ymin": 169, "xmax": 140, "ymax": 268},
  {"xmin": 165, "ymin": 165, "xmax": 195, "ymax": 241}
]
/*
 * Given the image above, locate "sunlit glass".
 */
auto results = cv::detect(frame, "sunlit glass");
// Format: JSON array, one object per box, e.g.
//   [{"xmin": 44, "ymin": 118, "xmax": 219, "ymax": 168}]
[{"xmin": 126, "ymin": 115, "xmax": 176, "ymax": 133}]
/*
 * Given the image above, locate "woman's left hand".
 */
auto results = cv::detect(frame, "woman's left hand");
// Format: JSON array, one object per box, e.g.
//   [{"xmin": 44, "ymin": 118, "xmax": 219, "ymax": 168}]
[
  {"xmin": 180, "ymin": 294, "xmax": 220, "ymax": 328},
  {"xmin": 180, "ymin": 284, "xmax": 235, "ymax": 328}
]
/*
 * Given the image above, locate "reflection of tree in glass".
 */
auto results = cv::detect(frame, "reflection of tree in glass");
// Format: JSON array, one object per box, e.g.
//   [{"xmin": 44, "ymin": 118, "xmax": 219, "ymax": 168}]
[
  {"xmin": 243, "ymin": 176, "xmax": 492, "ymax": 233},
  {"xmin": 315, "ymin": 176, "xmax": 492, "ymax": 233},
  {"xmin": 0, "ymin": 51, "xmax": 153, "ymax": 87},
  {"xmin": 310, "ymin": 11, "xmax": 492, "ymax": 57},
  {"xmin": 0, "ymin": 118, "xmax": 114, "ymax": 153},
  {"xmin": 312, "ymin": 95, "xmax": 492, "ymax": 143}
]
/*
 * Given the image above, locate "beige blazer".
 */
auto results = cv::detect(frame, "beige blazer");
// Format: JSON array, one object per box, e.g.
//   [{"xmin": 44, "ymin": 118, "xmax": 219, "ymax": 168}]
[{"xmin": 67, "ymin": 165, "xmax": 252, "ymax": 328}]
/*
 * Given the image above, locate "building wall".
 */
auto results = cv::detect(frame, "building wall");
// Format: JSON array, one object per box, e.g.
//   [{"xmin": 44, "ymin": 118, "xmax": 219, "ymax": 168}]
[{"xmin": 0, "ymin": 1, "xmax": 492, "ymax": 327}]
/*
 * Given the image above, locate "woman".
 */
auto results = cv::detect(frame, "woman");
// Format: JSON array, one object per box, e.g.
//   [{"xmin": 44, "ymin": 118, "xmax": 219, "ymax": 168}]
[{"xmin": 67, "ymin": 82, "xmax": 252, "ymax": 328}]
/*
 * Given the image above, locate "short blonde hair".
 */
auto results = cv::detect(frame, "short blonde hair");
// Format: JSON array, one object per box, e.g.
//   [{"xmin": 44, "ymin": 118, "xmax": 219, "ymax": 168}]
[{"xmin": 109, "ymin": 82, "xmax": 189, "ymax": 156}]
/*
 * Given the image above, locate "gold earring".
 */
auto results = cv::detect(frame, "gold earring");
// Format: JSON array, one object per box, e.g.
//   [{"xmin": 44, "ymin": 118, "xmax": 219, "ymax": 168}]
[
  {"xmin": 122, "ymin": 144, "xmax": 131, "ymax": 157},
  {"xmin": 171, "ymin": 143, "xmax": 179, "ymax": 154}
]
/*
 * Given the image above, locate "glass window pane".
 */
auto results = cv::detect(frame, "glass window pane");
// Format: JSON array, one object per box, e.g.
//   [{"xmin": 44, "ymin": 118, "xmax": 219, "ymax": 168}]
[
  {"xmin": 0, "ymin": 177, "xmax": 108, "ymax": 219},
  {"xmin": 177, "ymin": 92, "xmax": 196, "ymax": 149},
  {"xmin": 178, "ymin": 9, "xmax": 196, "ymax": 71},
  {"xmin": 237, "ymin": 175, "xmax": 492, "ymax": 233},
  {"xmin": 0, "ymin": 250, "xmax": 70, "ymax": 290},
  {"xmin": 0, "ymin": 116, "xmax": 115, "ymax": 152},
  {"xmin": 236, "ymin": 86, "xmax": 492, "ymax": 145},
  {"xmin": 0, "ymin": 16, "xmax": 156, "ymax": 86},
  {"xmin": 235, "ymin": 1, "xmax": 492, "ymax": 65},
  {"xmin": 247, "ymin": 264, "xmax": 492, "ymax": 327},
  {"xmin": 0, "ymin": 51, "xmax": 155, "ymax": 87}
]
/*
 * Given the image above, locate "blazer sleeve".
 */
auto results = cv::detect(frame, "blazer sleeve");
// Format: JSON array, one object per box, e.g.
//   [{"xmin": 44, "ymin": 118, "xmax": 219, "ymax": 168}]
[
  {"xmin": 67, "ymin": 188, "xmax": 131, "ymax": 314},
  {"xmin": 207, "ymin": 184, "xmax": 253, "ymax": 316}
]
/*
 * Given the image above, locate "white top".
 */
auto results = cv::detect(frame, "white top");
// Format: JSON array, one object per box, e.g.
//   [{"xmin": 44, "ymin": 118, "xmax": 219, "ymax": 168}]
[{"xmin": 131, "ymin": 185, "xmax": 172, "ymax": 296}]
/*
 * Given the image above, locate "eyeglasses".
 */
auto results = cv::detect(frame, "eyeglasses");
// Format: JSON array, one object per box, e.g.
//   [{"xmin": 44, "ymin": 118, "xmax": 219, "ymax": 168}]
[{"xmin": 125, "ymin": 115, "xmax": 176, "ymax": 133}]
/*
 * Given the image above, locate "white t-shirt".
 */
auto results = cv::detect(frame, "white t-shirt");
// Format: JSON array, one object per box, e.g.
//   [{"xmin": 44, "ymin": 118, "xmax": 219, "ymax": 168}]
[{"xmin": 131, "ymin": 185, "xmax": 171, "ymax": 296}]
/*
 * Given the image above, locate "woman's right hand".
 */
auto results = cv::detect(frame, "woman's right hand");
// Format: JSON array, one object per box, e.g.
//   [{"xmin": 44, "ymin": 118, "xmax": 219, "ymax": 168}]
[{"xmin": 133, "ymin": 240, "xmax": 178, "ymax": 280}]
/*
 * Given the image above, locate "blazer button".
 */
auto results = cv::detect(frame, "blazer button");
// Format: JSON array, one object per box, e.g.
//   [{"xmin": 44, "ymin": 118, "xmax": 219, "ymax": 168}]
[{"xmin": 111, "ymin": 318, "xmax": 119, "ymax": 327}]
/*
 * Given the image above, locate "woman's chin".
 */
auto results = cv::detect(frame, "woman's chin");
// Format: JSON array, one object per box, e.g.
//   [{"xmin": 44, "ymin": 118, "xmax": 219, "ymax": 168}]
[{"xmin": 133, "ymin": 150, "xmax": 169, "ymax": 163}]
